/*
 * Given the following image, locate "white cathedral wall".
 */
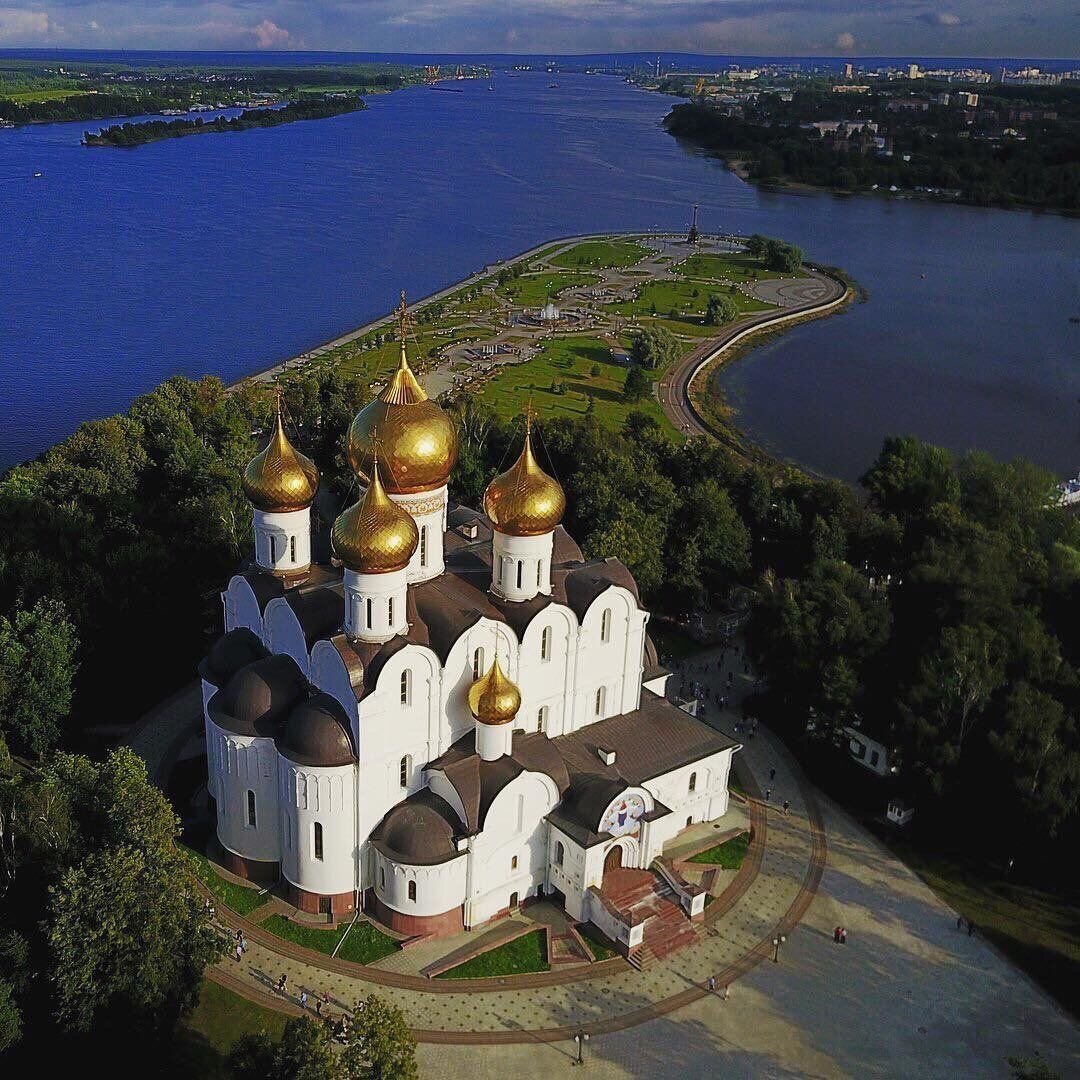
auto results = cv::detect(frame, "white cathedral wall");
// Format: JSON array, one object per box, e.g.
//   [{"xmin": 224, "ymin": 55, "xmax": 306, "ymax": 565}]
[
  {"xmin": 547, "ymin": 827, "xmax": 589, "ymax": 921},
  {"xmin": 223, "ymin": 575, "xmax": 264, "ymax": 638},
  {"xmin": 388, "ymin": 486, "xmax": 447, "ymax": 584},
  {"xmin": 467, "ymin": 772, "xmax": 558, "ymax": 925},
  {"xmin": 263, "ymin": 597, "xmax": 312, "ymax": 678},
  {"xmin": 278, "ymin": 760, "xmax": 356, "ymax": 898},
  {"xmin": 490, "ymin": 530, "xmax": 553, "ymax": 602},
  {"xmin": 309, "ymin": 641, "xmax": 363, "ymax": 727},
  {"xmin": 515, "ymin": 605, "xmax": 576, "ymax": 738},
  {"xmin": 206, "ymin": 718, "xmax": 281, "ymax": 865},
  {"xmin": 439, "ymin": 620, "xmax": 518, "ymax": 753},
  {"xmin": 373, "ymin": 851, "xmax": 467, "ymax": 917},
  {"xmin": 253, "ymin": 507, "xmax": 311, "ymax": 575},
  {"xmin": 570, "ymin": 587, "xmax": 640, "ymax": 732},
  {"xmin": 643, "ymin": 748, "xmax": 735, "ymax": 843}
]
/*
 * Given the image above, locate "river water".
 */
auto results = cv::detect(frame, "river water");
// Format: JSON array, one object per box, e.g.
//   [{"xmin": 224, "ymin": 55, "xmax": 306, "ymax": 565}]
[{"xmin": 1, "ymin": 71, "xmax": 1077, "ymax": 478}]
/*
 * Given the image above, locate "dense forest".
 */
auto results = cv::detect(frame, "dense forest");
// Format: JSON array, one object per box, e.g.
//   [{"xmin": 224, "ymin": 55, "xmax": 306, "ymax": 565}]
[
  {"xmin": 0, "ymin": 371, "xmax": 1077, "ymax": 1063},
  {"xmin": 84, "ymin": 95, "xmax": 365, "ymax": 147},
  {"xmin": 664, "ymin": 87, "xmax": 1080, "ymax": 210}
]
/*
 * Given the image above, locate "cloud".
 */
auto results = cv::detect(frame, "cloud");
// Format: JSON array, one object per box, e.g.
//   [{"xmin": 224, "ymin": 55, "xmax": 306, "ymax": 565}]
[
  {"xmin": 0, "ymin": 7, "xmax": 52, "ymax": 41},
  {"xmin": 919, "ymin": 10, "xmax": 963, "ymax": 24},
  {"xmin": 252, "ymin": 18, "xmax": 290, "ymax": 47},
  {"xmin": 89, "ymin": 19, "xmax": 101, "ymax": 31},
  {"xmin": 836, "ymin": 30, "xmax": 856, "ymax": 48}
]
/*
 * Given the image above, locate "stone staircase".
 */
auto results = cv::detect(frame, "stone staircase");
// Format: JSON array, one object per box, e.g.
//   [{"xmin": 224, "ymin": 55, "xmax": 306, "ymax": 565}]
[{"xmin": 601, "ymin": 868, "xmax": 698, "ymax": 966}]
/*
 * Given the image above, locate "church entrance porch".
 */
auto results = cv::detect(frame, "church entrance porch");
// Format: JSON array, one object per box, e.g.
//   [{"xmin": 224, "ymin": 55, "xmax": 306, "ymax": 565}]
[
  {"xmin": 603, "ymin": 844, "xmax": 623, "ymax": 876},
  {"xmin": 598, "ymin": 866, "xmax": 697, "ymax": 962}
]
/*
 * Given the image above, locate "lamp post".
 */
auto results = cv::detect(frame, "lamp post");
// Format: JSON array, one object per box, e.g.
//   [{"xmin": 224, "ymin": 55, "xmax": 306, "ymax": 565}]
[
  {"xmin": 773, "ymin": 934, "xmax": 787, "ymax": 963},
  {"xmin": 572, "ymin": 1030, "xmax": 590, "ymax": 1066}
]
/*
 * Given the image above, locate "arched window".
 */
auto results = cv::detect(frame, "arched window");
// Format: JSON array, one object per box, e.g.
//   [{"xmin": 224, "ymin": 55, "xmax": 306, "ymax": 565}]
[
  {"xmin": 289, "ymin": 535, "xmax": 297, "ymax": 564},
  {"xmin": 400, "ymin": 669, "xmax": 410, "ymax": 706},
  {"xmin": 473, "ymin": 646, "xmax": 485, "ymax": 681},
  {"xmin": 407, "ymin": 879, "xmax": 417, "ymax": 902},
  {"xmin": 268, "ymin": 534, "xmax": 277, "ymax": 563},
  {"xmin": 516, "ymin": 561, "xmax": 523, "ymax": 589},
  {"xmin": 511, "ymin": 854, "xmax": 518, "ymax": 870},
  {"xmin": 688, "ymin": 772, "xmax": 697, "ymax": 793},
  {"xmin": 537, "ymin": 705, "xmax": 548, "ymax": 734},
  {"xmin": 379, "ymin": 866, "xmax": 386, "ymax": 888},
  {"xmin": 419, "ymin": 526, "xmax": 428, "ymax": 567},
  {"xmin": 246, "ymin": 789, "xmax": 256, "ymax": 828},
  {"xmin": 388, "ymin": 595, "xmax": 395, "ymax": 627},
  {"xmin": 595, "ymin": 686, "xmax": 605, "ymax": 717},
  {"xmin": 366, "ymin": 597, "xmax": 373, "ymax": 629},
  {"xmin": 313, "ymin": 822, "xmax": 324, "ymax": 861},
  {"xmin": 399, "ymin": 755, "xmax": 410, "ymax": 788},
  {"xmin": 555, "ymin": 841, "xmax": 564, "ymax": 866},
  {"xmin": 537, "ymin": 561, "xmax": 543, "ymax": 588},
  {"xmin": 601, "ymin": 608, "xmax": 612, "ymax": 643},
  {"xmin": 297, "ymin": 774, "xmax": 308, "ymax": 810},
  {"xmin": 540, "ymin": 626, "xmax": 552, "ymax": 662}
]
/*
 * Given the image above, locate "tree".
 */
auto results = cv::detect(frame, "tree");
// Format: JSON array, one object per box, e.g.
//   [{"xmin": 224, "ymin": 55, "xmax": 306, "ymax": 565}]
[
  {"xmin": 1008, "ymin": 1053, "xmax": 1061, "ymax": 1080},
  {"xmin": 763, "ymin": 239, "xmax": 804, "ymax": 273},
  {"xmin": 704, "ymin": 293, "xmax": 737, "ymax": 325},
  {"xmin": 0, "ymin": 979, "xmax": 20, "ymax": 1054},
  {"xmin": 0, "ymin": 599, "xmax": 78, "ymax": 758},
  {"xmin": 629, "ymin": 326, "xmax": 680, "ymax": 370},
  {"xmin": 861, "ymin": 435, "xmax": 960, "ymax": 520},
  {"xmin": 229, "ymin": 1017, "xmax": 341, "ymax": 1080},
  {"xmin": 623, "ymin": 365, "xmax": 651, "ymax": 403},
  {"xmin": 342, "ymin": 994, "xmax": 418, "ymax": 1080},
  {"xmin": 747, "ymin": 233, "xmax": 768, "ymax": 257}
]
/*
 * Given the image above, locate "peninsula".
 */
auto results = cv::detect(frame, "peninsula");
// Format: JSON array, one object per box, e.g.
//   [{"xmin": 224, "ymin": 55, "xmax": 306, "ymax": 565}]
[{"xmin": 83, "ymin": 94, "xmax": 365, "ymax": 147}]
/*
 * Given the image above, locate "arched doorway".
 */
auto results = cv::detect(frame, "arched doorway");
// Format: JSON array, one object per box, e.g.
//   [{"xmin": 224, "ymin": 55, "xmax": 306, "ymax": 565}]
[{"xmin": 604, "ymin": 845, "xmax": 623, "ymax": 876}]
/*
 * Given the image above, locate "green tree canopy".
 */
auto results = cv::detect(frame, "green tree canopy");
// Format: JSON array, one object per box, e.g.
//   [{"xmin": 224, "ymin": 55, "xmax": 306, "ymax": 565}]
[{"xmin": 342, "ymin": 994, "xmax": 418, "ymax": 1080}]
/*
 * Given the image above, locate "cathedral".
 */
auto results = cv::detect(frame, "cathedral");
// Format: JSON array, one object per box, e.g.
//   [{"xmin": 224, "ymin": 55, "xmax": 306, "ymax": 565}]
[{"xmin": 201, "ymin": 303, "xmax": 738, "ymax": 942}]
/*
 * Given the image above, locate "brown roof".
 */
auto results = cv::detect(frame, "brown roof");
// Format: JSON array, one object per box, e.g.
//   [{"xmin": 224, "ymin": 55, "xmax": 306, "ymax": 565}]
[
  {"xmin": 370, "ymin": 788, "xmax": 463, "ymax": 866},
  {"xmin": 642, "ymin": 633, "xmax": 668, "ymax": 682},
  {"xmin": 208, "ymin": 654, "xmax": 309, "ymax": 738},
  {"xmin": 285, "ymin": 585, "xmax": 344, "ymax": 645},
  {"xmin": 199, "ymin": 628, "xmax": 269, "ymax": 688},
  {"xmin": 276, "ymin": 693, "xmax": 356, "ymax": 767}
]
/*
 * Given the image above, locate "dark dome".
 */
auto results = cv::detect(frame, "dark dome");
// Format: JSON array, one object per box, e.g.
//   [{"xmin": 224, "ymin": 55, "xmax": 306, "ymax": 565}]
[
  {"xmin": 199, "ymin": 629, "xmax": 269, "ymax": 688},
  {"xmin": 276, "ymin": 693, "xmax": 355, "ymax": 767},
  {"xmin": 370, "ymin": 790, "xmax": 462, "ymax": 865},
  {"xmin": 211, "ymin": 654, "xmax": 308, "ymax": 737}
]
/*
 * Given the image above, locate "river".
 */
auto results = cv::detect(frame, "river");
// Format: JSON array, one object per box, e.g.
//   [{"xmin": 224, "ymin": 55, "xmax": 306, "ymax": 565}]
[{"xmin": 1, "ymin": 70, "xmax": 1077, "ymax": 479}]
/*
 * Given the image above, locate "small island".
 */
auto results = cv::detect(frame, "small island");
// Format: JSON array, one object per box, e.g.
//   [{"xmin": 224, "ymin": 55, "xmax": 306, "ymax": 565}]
[{"xmin": 83, "ymin": 94, "xmax": 365, "ymax": 147}]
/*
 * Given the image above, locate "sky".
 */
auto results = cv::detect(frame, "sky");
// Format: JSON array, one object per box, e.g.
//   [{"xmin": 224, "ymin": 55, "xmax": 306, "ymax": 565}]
[{"xmin": 0, "ymin": 0, "xmax": 1075, "ymax": 58}]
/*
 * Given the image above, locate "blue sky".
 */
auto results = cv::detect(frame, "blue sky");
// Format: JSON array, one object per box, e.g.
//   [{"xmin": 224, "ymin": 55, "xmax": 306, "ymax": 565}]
[{"xmin": 0, "ymin": 0, "xmax": 1074, "ymax": 57}]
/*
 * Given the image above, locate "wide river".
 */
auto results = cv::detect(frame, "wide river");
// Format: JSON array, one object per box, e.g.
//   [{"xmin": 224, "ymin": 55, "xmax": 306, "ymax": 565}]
[{"xmin": 1, "ymin": 72, "xmax": 1077, "ymax": 479}]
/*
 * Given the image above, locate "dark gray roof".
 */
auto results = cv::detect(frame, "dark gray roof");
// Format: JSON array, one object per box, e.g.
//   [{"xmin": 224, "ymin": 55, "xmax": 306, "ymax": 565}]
[
  {"xmin": 370, "ymin": 789, "xmax": 463, "ymax": 866},
  {"xmin": 276, "ymin": 693, "xmax": 356, "ymax": 767},
  {"xmin": 208, "ymin": 654, "xmax": 309, "ymax": 738},
  {"xmin": 285, "ymin": 585, "xmax": 344, "ymax": 645},
  {"xmin": 199, "ymin": 628, "xmax": 269, "ymax": 688}
]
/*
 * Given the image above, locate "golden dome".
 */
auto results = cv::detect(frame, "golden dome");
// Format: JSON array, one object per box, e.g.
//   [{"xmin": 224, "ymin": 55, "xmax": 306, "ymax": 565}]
[
  {"xmin": 467, "ymin": 654, "xmax": 521, "ymax": 726},
  {"xmin": 347, "ymin": 346, "xmax": 458, "ymax": 494},
  {"xmin": 242, "ymin": 407, "xmax": 320, "ymax": 512},
  {"xmin": 483, "ymin": 427, "xmax": 566, "ymax": 536},
  {"xmin": 332, "ymin": 459, "xmax": 418, "ymax": 574}
]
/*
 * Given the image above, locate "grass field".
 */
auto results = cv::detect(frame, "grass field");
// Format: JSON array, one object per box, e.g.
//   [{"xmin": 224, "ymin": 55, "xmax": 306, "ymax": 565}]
[
  {"xmin": 672, "ymin": 251, "xmax": 783, "ymax": 283},
  {"xmin": 550, "ymin": 239, "xmax": 649, "ymax": 270},
  {"xmin": 437, "ymin": 930, "xmax": 550, "ymax": 978},
  {"xmin": 499, "ymin": 271, "xmax": 599, "ymax": 307},
  {"xmin": 1, "ymin": 87, "xmax": 92, "ymax": 103},
  {"xmin": 688, "ymin": 832, "xmax": 750, "ymax": 869},
  {"xmin": 185, "ymin": 846, "xmax": 268, "ymax": 917},
  {"xmin": 609, "ymin": 279, "xmax": 773, "ymax": 336},
  {"xmin": 481, "ymin": 336, "xmax": 675, "ymax": 435},
  {"xmin": 259, "ymin": 914, "xmax": 399, "ymax": 965},
  {"xmin": 331, "ymin": 324, "xmax": 479, "ymax": 381}
]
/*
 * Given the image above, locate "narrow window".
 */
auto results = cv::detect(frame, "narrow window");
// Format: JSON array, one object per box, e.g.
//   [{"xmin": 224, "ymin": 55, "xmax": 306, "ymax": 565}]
[
  {"xmin": 537, "ymin": 706, "xmax": 548, "ymax": 734},
  {"xmin": 297, "ymin": 773, "xmax": 308, "ymax": 810},
  {"xmin": 313, "ymin": 822, "xmax": 324, "ymax": 861},
  {"xmin": 284, "ymin": 812, "xmax": 291, "ymax": 850},
  {"xmin": 516, "ymin": 560, "xmax": 523, "ymax": 589},
  {"xmin": 689, "ymin": 772, "xmax": 697, "ymax": 793},
  {"xmin": 366, "ymin": 597, "xmax": 373, "ymax": 629},
  {"xmin": 687, "ymin": 816, "xmax": 693, "ymax": 828},
  {"xmin": 473, "ymin": 646, "xmax": 484, "ymax": 681},
  {"xmin": 511, "ymin": 854, "xmax": 519, "ymax": 870},
  {"xmin": 419, "ymin": 526, "xmax": 428, "ymax": 567},
  {"xmin": 399, "ymin": 755, "xmax": 409, "ymax": 788},
  {"xmin": 289, "ymin": 535, "xmax": 297, "ymax": 563},
  {"xmin": 246, "ymin": 790, "xmax": 256, "ymax": 828},
  {"xmin": 555, "ymin": 841, "xmax": 564, "ymax": 866},
  {"xmin": 400, "ymin": 670, "xmax": 410, "ymax": 706},
  {"xmin": 541, "ymin": 626, "xmax": 551, "ymax": 661},
  {"xmin": 537, "ymin": 560, "xmax": 543, "ymax": 588},
  {"xmin": 595, "ymin": 686, "xmax": 605, "ymax": 717},
  {"xmin": 268, "ymin": 534, "xmax": 277, "ymax": 563},
  {"xmin": 601, "ymin": 608, "xmax": 612, "ymax": 643},
  {"xmin": 408, "ymin": 879, "xmax": 417, "ymax": 902},
  {"xmin": 388, "ymin": 595, "xmax": 394, "ymax": 627},
  {"xmin": 380, "ymin": 866, "xmax": 385, "ymax": 888}
]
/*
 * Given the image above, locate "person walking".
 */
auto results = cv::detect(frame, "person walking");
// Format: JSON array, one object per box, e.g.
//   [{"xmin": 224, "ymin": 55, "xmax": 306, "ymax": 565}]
[
  {"xmin": 839, "ymin": 928, "xmax": 847, "ymax": 945},
  {"xmin": 769, "ymin": 767, "xmax": 776, "ymax": 782},
  {"xmin": 233, "ymin": 942, "xmax": 243, "ymax": 963},
  {"xmin": 833, "ymin": 926, "xmax": 841, "ymax": 944},
  {"xmin": 316, "ymin": 997, "xmax": 324, "ymax": 1018},
  {"xmin": 721, "ymin": 984, "xmax": 730, "ymax": 1001},
  {"xmin": 782, "ymin": 799, "xmax": 790, "ymax": 815},
  {"xmin": 238, "ymin": 931, "xmax": 247, "ymax": 953},
  {"xmin": 765, "ymin": 788, "xmax": 771, "ymax": 803},
  {"xmin": 708, "ymin": 976, "xmax": 716, "ymax": 993},
  {"xmin": 277, "ymin": 973, "xmax": 288, "ymax": 995},
  {"xmin": 300, "ymin": 990, "xmax": 308, "ymax": 1011}
]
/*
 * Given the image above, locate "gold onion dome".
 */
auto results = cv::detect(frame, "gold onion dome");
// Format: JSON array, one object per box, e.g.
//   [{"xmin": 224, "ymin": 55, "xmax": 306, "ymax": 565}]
[
  {"xmin": 467, "ymin": 655, "xmax": 521, "ymax": 726},
  {"xmin": 347, "ymin": 345, "xmax": 458, "ymax": 494},
  {"xmin": 483, "ymin": 427, "xmax": 566, "ymax": 537},
  {"xmin": 332, "ymin": 460, "xmax": 418, "ymax": 574},
  {"xmin": 242, "ymin": 406, "xmax": 320, "ymax": 512}
]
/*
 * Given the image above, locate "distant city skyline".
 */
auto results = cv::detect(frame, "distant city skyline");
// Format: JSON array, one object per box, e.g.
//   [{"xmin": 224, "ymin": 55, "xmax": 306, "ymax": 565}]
[{"xmin": 0, "ymin": 1, "xmax": 1076, "ymax": 59}]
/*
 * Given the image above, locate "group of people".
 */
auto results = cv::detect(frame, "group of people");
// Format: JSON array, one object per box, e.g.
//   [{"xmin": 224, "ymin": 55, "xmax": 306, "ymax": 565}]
[
  {"xmin": 232, "ymin": 928, "xmax": 248, "ymax": 962},
  {"xmin": 763, "ymin": 769, "xmax": 791, "ymax": 816},
  {"xmin": 832, "ymin": 926, "xmax": 849, "ymax": 944},
  {"xmin": 275, "ymin": 973, "xmax": 356, "ymax": 1041},
  {"xmin": 706, "ymin": 975, "xmax": 730, "ymax": 1000}
]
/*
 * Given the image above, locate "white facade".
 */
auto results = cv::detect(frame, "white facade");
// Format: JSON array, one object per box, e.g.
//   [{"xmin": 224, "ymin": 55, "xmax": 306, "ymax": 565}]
[
  {"xmin": 389, "ymin": 485, "xmax": 447, "ymax": 583},
  {"xmin": 491, "ymin": 529, "xmax": 553, "ymax": 601},
  {"xmin": 253, "ymin": 507, "xmax": 311, "ymax": 575},
  {"xmin": 343, "ymin": 566, "xmax": 409, "ymax": 643}
]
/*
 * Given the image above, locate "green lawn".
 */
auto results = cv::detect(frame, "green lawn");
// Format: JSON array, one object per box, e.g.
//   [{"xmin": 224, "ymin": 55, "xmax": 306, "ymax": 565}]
[
  {"xmin": 437, "ymin": 930, "xmax": 550, "ymax": 978},
  {"xmin": 332, "ymin": 324, "xmax": 478, "ymax": 382},
  {"xmin": 481, "ymin": 335, "xmax": 675, "ymax": 435},
  {"xmin": 259, "ymin": 914, "xmax": 399, "ymax": 964},
  {"xmin": 689, "ymin": 832, "xmax": 751, "ymax": 869},
  {"xmin": 499, "ymin": 271, "xmax": 599, "ymax": 308},
  {"xmin": 609, "ymin": 279, "xmax": 773, "ymax": 335},
  {"xmin": 2, "ymin": 87, "xmax": 92, "ymax": 103},
  {"xmin": 672, "ymin": 251, "xmax": 783, "ymax": 283},
  {"xmin": 576, "ymin": 923, "xmax": 618, "ymax": 961},
  {"xmin": 550, "ymin": 239, "xmax": 650, "ymax": 270},
  {"xmin": 184, "ymin": 846, "xmax": 268, "ymax": 917},
  {"xmin": 177, "ymin": 978, "xmax": 287, "ymax": 1078}
]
